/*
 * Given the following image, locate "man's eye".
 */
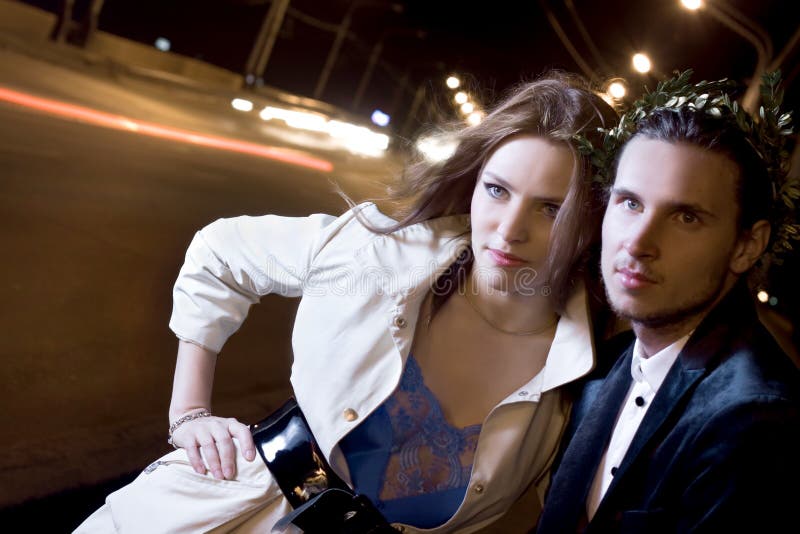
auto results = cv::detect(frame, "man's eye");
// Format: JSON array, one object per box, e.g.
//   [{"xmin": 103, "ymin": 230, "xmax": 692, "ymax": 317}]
[{"xmin": 679, "ymin": 212, "xmax": 698, "ymax": 224}]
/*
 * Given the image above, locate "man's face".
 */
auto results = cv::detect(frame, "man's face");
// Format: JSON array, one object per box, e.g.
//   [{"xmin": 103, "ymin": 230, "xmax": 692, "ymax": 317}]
[{"xmin": 601, "ymin": 137, "xmax": 747, "ymax": 329}]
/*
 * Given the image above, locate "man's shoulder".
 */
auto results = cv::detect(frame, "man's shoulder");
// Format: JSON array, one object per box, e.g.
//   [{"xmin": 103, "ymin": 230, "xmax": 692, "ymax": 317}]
[{"xmin": 703, "ymin": 326, "xmax": 799, "ymax": 401}]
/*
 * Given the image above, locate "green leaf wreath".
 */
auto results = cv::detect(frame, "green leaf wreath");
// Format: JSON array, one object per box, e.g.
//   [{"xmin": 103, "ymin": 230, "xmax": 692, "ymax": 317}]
[{"xmin": 576, "ymin": 69, "xmax": 799, "ymax": 267}]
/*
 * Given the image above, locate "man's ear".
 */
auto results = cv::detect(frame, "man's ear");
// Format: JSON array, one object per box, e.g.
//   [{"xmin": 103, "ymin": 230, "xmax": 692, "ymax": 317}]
[{"xmin": 730, "ymin": 219, "xmax": 771, "ymax": 274}]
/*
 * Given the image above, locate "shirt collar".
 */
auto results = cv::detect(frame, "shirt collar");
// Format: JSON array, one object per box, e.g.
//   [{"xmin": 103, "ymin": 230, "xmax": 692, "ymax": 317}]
[{"xmin": 630, "ymin": 334, "xmax": 691, "ymax": 392}]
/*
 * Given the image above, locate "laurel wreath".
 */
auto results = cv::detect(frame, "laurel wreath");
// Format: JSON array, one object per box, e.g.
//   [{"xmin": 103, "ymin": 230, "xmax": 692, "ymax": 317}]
[{"xmin": 576, "ymin": 69, "xmax": 799, "ymax": 266}]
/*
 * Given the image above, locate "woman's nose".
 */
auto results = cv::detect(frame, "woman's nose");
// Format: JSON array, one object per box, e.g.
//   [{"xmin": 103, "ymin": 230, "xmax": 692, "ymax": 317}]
[{"xmin": 497, "ymin": 207, "xmax": 529, "ymax": 243}]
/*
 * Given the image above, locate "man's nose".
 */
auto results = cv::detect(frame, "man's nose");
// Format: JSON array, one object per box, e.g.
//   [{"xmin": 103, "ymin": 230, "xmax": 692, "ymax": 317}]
[{"xmin": 623, "ymin": 216, "xmax": 660, "ymax": 259}]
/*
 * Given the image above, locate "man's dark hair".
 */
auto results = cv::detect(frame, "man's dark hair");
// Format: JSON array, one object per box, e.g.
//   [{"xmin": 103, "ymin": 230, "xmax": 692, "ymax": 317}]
[{"xmin": 626, "ymin": 107, "xmax": 772, "ymax": 233}]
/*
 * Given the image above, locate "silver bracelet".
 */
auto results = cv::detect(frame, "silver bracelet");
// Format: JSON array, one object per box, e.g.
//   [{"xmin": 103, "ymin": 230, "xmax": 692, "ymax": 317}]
[{"xmin": 167, "ymin": 410, "xmax": 212, "ymax": 448}]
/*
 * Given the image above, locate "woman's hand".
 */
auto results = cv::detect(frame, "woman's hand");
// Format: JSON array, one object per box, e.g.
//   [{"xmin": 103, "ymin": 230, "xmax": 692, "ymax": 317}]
[{"xmin": 170, "ymin": 414, "xmax": 257, "ymax": 479}]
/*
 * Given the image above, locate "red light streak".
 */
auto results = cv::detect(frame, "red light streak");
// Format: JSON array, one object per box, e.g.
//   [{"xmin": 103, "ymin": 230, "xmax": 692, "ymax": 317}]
[{"xmin": 0, "ymin": 86, "xmax": 334, "ymax": 172}]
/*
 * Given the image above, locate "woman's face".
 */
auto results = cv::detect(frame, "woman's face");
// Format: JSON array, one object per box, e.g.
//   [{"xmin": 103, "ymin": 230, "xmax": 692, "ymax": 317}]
[{"xmin": 469, "ymin": 135, "xmax": 575, "ymax": 295}]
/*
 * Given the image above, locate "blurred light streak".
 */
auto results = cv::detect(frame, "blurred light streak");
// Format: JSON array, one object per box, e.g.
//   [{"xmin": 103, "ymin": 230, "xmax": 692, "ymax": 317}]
[
  {"xmin": 416, "ymin": 134, "xmax": 457, "ymax": 162},
  {"xmin": 371, "ymin": 110, "xmax": 390, "ymax": 127},
  {"xmin": 231, "ymin": 98, "xmax": 254, "ymax": 112},
  {"xmin": 0, "ymin": 86, "xmax": 333, "ymax": 172}
]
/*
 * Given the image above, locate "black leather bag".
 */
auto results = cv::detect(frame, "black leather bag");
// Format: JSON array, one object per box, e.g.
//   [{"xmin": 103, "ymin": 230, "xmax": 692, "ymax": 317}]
[{"xmin": 250, "ymin": 398, "xmax": 398, "ymax": 533}]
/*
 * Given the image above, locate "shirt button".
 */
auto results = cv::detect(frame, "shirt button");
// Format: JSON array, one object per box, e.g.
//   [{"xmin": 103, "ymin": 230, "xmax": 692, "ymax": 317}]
[
  {"xmin": 473, "ymin": 483, "xmax": 485, "ymax": 494},
  {"xmin": 635, "ymin": 396, "xmax": 645, "ymax": 407},
  {"xmin": 518, "ymin": 391, "xmax": 528, "ymax": 396},
  {"xmin": 394, "ymin": 316, "xmax": 407, "ymax": 328},
  {"xmin": 611, "ymin": 467, "xmax": 618, "ymax": 476},
  {"xmin": 343, "ymin": 408, "xmax": 359, "ymax": 422}
]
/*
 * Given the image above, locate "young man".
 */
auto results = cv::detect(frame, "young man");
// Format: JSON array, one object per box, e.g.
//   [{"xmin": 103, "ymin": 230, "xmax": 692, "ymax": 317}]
[{"xmin": 538, "ymin": 81, "xmax": 799, "ymax": 532}]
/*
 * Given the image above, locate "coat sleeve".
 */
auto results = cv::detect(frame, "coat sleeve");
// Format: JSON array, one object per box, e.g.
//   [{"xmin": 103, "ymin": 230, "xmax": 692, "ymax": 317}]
[
  {"xmin": 168, "ymin": 210, "xmax": 349, "ymax": 353},
  {"xmin": 672, "ymin": 397, "xmax": 799, "ymax": 533}
]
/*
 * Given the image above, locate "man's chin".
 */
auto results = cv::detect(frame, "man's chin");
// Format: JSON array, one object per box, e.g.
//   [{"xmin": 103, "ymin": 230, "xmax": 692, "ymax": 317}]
[{"xmin": 610, "ymin": 301, "xmax": 712, "ymax": 330}]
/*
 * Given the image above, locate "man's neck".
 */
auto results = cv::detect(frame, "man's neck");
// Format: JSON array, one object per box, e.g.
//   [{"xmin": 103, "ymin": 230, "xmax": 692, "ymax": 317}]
[
  {"xmin": 632, "ymin": 317, "xmax": 702, "ymax": 358},
  {"xmin": 632, "ymin": 276, "xmax": 740, "ymax": 357}
]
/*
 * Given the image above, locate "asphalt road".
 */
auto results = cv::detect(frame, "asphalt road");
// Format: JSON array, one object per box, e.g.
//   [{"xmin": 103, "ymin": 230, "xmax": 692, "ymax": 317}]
[{"xmin": 0, "ymin": 44, "xmax": 399, "ymax": 530}]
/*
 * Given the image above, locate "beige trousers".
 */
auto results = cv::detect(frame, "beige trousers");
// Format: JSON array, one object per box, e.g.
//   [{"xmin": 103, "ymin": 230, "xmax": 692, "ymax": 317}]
[{"xmin": 73, "ymin": 443, "xmax": 298, "ymax": 534}]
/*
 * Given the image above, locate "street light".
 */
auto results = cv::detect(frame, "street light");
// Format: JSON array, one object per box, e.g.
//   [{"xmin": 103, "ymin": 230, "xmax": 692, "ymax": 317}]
[
  {"xmin": 632, "ymin": 53, "xmax": 652, "ymax": 74},
  {"xmin": 680, "ymin": 0, "xmax": 702, "ymax": 10},
  {"xmin": 679, "ymin": 0, "xmax": 772, "ymax": 112},
  {"xmin": 446, "ymin": 76, "xmax": 461, "ymax": 89},
  {"xmin": 607, "ymin": 80, "xmax": 627, "ymax": 100},
  {"xmin": 313, "ymin": 1, "xmax": 404, "ymax": 100}
]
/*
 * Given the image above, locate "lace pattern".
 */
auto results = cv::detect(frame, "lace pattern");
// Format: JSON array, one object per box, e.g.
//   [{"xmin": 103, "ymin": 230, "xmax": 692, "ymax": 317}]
[{"xmin": 377, "ymin": 355, "xmax": 481, "ymax": 500}]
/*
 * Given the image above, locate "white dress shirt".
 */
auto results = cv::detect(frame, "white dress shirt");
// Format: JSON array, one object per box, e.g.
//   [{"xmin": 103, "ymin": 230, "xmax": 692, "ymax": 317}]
[{"xmin": 586, "ymin": 334, "xmax": 690, "ymax": 519}]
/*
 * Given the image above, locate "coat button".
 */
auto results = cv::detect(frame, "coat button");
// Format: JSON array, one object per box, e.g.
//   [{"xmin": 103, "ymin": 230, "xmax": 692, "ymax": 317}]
[
  {"xmin": 343, "ymin": 408, "xmax": 359, "ymax": 422},
  {"xmin": 473, "ymin": 483, "xmax": 484, "ymax": 494},
  {"xmin": 394, "ymin": 316, "xmax": 407, "ymax": 328}
]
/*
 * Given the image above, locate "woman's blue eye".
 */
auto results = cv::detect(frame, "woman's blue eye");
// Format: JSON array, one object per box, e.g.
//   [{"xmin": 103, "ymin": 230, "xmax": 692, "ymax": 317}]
[
  {"xmin": 624, "ymin": 198, "xmax": 640, "ymax": 210},
  {"xmin": 484, "ymin": 183, "xmax": 506, "ymax": 199}
]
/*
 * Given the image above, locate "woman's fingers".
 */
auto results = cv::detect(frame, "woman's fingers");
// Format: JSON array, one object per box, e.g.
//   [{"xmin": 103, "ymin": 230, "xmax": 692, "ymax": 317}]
[
  {"xmin": 229, "ymin": 419, "xmax": 257, "ymax": 461},
  {"xmin": 212, "ymin": 429, "xmax": 237, "ymax": 479},
  {"xmin": 199, "ymin": 436, "xmax": 224, "ymax": 479},
  {"xmin": 171, "ymin": 416, "xmax": 254, "ymax": 479},
  {"xmin": 184, "ymin": 444, "xmax": 206, "ymax": 475}
]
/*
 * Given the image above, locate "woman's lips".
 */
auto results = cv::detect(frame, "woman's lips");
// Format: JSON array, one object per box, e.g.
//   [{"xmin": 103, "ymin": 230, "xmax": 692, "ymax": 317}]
[{"xmin": 488, "ymin": 249, "xmax": 527, "ymax": 267}]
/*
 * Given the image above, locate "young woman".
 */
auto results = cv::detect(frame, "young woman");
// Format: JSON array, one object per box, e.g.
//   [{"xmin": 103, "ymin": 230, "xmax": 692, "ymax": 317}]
[{"xmin": 77, "ymin": 72, "xmax": 617, "ymax": 533}]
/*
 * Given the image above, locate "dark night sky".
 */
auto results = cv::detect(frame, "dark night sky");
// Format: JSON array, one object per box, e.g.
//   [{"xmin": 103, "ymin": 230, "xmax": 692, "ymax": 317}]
[
  {"xmin": 23, "ymin": 0, "xmax": 800, "ymax": 119},
  {"xmin": 12, "ymin": 0, "xmax": 800, "ymax": 321}
]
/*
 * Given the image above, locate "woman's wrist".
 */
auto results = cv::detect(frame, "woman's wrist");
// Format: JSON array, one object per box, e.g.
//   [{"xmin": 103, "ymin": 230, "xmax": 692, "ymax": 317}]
[
  {"xmin": 167, "ymin": 409, "xmax": 212, "ymax": 449},
  {"xmin": 169, "ymin": 406, "xmax": 210, "ymax": 424}
]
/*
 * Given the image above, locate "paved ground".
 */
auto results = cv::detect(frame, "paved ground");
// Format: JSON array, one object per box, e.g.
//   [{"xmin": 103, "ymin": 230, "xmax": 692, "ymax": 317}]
[{"xmin": 0, "ymin": 31, "xmax": 401, "ymax": 531}]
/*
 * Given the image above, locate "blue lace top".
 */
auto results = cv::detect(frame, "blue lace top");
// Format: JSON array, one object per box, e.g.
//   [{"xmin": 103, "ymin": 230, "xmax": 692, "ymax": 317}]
[{"xmin": 339, "ymin": 354, "xmax": 482, "ymax": 528}]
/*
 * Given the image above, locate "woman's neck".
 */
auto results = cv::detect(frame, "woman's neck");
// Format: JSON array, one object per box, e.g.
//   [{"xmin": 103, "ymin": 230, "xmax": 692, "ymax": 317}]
[{"xmin": 462, "ymin": 273, "xmax": 559, "ymax": 336}]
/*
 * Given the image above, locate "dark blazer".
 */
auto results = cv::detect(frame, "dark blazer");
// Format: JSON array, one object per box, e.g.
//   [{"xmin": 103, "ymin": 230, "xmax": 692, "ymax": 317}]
[{"xmin": 537, "ymin": 283, "xmax": 800, "ymax": 533}]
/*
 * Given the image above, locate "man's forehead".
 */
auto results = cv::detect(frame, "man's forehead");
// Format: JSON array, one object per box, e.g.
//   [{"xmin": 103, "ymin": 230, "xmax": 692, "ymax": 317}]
[{"xmin": 614, "ymin": 138, "xmax": 740, "ymax": 212}]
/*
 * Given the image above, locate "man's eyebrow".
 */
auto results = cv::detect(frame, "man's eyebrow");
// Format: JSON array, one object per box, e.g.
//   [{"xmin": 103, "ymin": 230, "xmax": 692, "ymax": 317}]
[
  {"xmin": 609, "ymin": 186, "xmax": 640, "ymax": 200},
  {"xmin": 610, "ymin": 187, "xmax": 717, "ymax": 218}
]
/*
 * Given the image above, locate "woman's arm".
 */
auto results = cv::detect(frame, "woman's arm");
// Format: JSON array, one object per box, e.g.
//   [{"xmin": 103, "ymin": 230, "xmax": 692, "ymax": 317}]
[
  {"xmin": 165, "ymin": 211, "xmax": 348, "ymax": 479},
  {"xmin": 167, "ymin": 340, "xmax": 256, "ymax": 479}
]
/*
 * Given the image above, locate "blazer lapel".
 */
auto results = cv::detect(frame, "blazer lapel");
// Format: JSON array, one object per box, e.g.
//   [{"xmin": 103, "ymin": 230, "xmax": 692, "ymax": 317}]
[
  {"xmin": 541, "ymin": 346, "xmax": 634, "ymax": 531},
  {"xmin": 593, "ymin": 284, "xmax": 752, "ymax": 515},
  {"xmin": 598, "ymin": 359, "xmax": 705, "ymax": 509}
]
